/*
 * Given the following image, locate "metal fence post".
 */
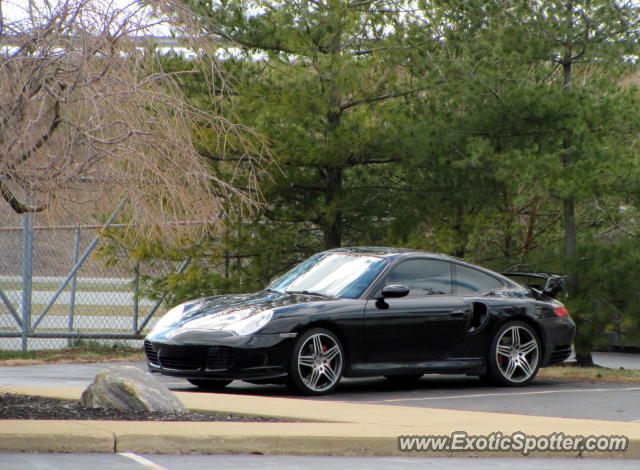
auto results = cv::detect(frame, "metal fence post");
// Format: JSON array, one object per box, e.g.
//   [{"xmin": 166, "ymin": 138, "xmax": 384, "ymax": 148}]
[
  {"xmin": 0, "ymin": 198, "xmax": 209, "ymax": 350},
  {"xmin": 68, "ymin": 227, "xmax": 81, "ymax": 347},
  {"xmin": 31, "ymin": 197, "xmax": 128, "ymax": 331},
  {"xmin": 133, "ymin": 263, "xmax": 139, "ymax": 334},
  {"xmin": 135, "ymin": 256, "xmax": 191, "ymax": 335},
  {"xmin": 22, "ymin": 211, "xmax": 34, "ymax": 352}
]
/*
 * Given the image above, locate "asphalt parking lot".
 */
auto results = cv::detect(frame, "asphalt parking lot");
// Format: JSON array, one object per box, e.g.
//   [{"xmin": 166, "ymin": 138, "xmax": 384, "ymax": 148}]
[
  {"xmin": 2, "ymin": 454, "xmax": 640, "ymax": 470},
  {"xmin": 176, "ymin": 375, "xmax": 640, "ymax": 422},
  {"xmin": 1, "ymin": 352, "xmax": 639, "ymax": 423},
  {"xmin": 2, "ymin": 354, "xmax": 640, "ymax": 467}
]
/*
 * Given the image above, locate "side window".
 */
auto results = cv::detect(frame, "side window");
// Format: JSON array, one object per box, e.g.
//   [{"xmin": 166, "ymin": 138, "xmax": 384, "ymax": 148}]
[
  {"xmin": 386, "ymin": 259, "xmax": 452, "ymax": 296},
  {"xmin": 454, "ymin": 264, "xmax": 503, "ymax": 295}
]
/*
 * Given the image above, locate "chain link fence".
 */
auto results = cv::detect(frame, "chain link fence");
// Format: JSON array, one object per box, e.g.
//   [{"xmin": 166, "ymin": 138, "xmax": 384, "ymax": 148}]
[{"xmin": 0, "ymin": 201, "xmax": 179, "ymax": 351}]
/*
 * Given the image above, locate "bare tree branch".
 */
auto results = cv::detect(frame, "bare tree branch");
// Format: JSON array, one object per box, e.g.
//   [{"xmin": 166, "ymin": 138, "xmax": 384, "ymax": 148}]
[
  {"xmin": 339, "ymin": 89, "xmax": 418, "ymax": 112},
  {"xmin": 0, "ymin": 179, "xmax": 45, "ymax": 213},
  {"xmin": 0, "ymin": 0, "xmax": 270, "ymax": 242}
]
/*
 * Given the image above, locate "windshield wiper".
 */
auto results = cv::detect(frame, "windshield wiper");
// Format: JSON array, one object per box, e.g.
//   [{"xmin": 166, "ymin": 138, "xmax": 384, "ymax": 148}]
[{"xmin": 285, "ymin": 290, "xmax": 329, "ymax": 297}]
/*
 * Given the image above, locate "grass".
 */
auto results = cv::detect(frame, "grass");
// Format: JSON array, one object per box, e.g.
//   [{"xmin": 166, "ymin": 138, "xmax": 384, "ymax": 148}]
[
  {"xmin": 0, "ymin": 281, "xmax": 133, "ymax": 293},
  {"xmin": 0, "ymin": 340, "xmax": 145, "ymax": 366},
  {"xmin": 538, "ymin": 365, "xmax": 640, "ymax": 383},
  {"xmin": 0, "ymin": 303, "xmax": 163, "ymax": 317}
]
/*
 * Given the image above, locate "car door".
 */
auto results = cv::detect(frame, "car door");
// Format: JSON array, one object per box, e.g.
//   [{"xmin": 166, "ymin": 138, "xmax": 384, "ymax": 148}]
[{"xmin": 363, "ymin": 258, "xmax": 471, "ymax": 364}]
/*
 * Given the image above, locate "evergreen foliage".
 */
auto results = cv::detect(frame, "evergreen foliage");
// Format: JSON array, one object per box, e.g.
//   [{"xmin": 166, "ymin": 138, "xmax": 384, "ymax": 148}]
[{"xmin": 130, "ymin": 1, "xmax": 640, "ymax": 358}]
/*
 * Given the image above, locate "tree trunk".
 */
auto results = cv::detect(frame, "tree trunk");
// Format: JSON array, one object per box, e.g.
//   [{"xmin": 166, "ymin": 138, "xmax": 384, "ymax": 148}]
[
  {"xmin": 523, "ymin": 197, "xmax": 539, "ymax": 255},
  {"xmin": 322, "ymin": 44, "xmax": 344, "ymax": 250},
  {"xmin": 561, "ymin": 5, "xmax": 591, "ymax": 366},
  {"xmin": 562, "ymin": 56, "xmax": 576, "ymax": 262},
  {"xmin": 563, "ymin": 197, "xmax": 577, "ymax": 258},
  {"xmin": 575, "ymin": 351, "xmax": 595, "ymax": 367},
  {"xmin": 323, "ymin": 166, "xmax": 343, "ymax": 249}
]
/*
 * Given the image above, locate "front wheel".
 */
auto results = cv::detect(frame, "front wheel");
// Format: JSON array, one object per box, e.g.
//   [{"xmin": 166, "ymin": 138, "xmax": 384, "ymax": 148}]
[
  {"xmin": 287, "ymin": 328, "xmax": 344, "ymax": 395},
  {"xmin": 487, "ymin": 321, "xmax": 540, "ymax": 386}
]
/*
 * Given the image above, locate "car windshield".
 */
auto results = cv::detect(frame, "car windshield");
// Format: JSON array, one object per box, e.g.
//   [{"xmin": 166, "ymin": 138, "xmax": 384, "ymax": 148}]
[{"xmin": 268, "ymin": 253, "xmax": 388, "ymax": 299}]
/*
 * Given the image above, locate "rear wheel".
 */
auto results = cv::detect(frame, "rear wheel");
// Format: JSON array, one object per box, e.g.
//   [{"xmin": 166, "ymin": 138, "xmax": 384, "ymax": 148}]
[
  {"xmin": 187, "ymin": 378, "xmax": 232, "ymax": 390},
  {"xmin": 487, "ymin": 321, "xmax": 540, "ymax": 386},
  {"xmin": 287, "ymin": 328, "xmax": 344, "ymax": 395}
]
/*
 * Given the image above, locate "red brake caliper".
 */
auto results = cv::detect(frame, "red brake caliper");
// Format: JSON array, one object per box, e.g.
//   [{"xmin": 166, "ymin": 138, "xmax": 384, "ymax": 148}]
[{"xmin": 322, "ymin": 343, "xmax": 330, "ymax": 367}]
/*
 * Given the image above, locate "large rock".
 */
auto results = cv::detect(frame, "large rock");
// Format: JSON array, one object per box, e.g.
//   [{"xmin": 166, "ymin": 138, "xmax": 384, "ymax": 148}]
[{"xmin": 81, "ymin": 366, "xmax": 186, "ymax": 412}]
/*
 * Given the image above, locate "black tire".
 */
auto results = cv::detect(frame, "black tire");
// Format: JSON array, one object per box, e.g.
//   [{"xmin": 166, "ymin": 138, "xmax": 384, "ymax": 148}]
[
  {"xmin": 487, "ymin": 320, "xmax": 541, "ymax": 386},
  {"xmin": 187, "ymin": 378, "xmax": 232, "ymax": 390},
  {"xmin": 287, "ymin": 328, "xmax": 344, "ymax": 396}
]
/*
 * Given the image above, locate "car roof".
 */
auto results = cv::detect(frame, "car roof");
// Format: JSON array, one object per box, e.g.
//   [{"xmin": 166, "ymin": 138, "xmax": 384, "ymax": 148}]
[
  {"xmin": 323, "ymin": 247, "xmax": 521, "ymax": 287},
  {"xmin": 324, "ymin": 246, "xmax": 460, "ymax": 262}
]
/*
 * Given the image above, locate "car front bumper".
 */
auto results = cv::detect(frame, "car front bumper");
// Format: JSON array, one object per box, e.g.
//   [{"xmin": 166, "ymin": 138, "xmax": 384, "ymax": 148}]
[{"xmin": 144, "ymin": 330, "xmax": 297, "ymax": 381}]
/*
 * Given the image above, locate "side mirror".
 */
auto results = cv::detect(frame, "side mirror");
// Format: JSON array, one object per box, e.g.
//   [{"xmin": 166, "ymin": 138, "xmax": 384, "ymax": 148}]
[{"xmin": 381, "ymin": 284, "xmax": 410, "ymax": 298}]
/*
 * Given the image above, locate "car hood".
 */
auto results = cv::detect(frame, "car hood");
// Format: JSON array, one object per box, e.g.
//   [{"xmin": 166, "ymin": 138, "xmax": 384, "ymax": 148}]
[{"xmin": 153, "ymin": 290, "xmax": 323, "ymax": 331}]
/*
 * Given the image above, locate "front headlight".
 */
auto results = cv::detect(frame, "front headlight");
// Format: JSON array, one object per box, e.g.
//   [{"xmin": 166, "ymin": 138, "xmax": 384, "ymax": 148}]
[{"xmin": 221, "ymin": 309, "xmax": 274, "ymax": 336}]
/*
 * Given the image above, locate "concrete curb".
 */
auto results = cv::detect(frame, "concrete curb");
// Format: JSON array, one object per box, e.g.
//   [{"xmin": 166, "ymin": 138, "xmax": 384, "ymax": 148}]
[
  {"xmin": 2, "ymin": 385, "xmax": 640, "ymax": 458},
  {"xmin": 0, "ymin": 420, "xmax": 115, "ymax": 453}
]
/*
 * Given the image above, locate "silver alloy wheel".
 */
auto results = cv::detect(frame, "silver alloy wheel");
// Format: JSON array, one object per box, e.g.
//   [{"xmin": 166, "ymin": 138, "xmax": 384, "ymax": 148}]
[
  {"xmin": 495, "ymin": 324, "xmax": 539, "ymax": 383},
  {"xmin": 296, "ymin": 332, "xmax": 343, "ymax": 393}
]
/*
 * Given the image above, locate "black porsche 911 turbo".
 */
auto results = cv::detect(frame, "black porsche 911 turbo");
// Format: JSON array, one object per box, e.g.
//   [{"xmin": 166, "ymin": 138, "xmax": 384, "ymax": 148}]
[{"xmin": 144, "ymin": 247, "xmax": 575, "ymax": 395}]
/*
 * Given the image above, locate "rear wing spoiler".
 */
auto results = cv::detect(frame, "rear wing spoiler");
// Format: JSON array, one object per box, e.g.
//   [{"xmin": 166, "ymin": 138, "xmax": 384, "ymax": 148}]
[{"xmin": 500, "ymin": 272, "xmax": 567, "ymax": 298}]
